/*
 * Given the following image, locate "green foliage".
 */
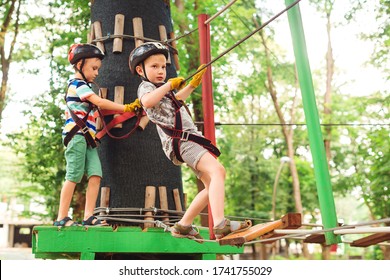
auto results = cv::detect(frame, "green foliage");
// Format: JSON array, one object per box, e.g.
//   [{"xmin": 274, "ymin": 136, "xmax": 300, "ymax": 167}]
[
  {"xmin": 4, "ymin": 0, "xmax": 91, "ymax": 220},
  {"xmin": 6, "ymin": 92, "xmax": 65, "ymax": 220}
]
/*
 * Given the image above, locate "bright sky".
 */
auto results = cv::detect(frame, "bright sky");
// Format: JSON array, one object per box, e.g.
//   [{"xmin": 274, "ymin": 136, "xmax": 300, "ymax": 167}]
[{"xmin": 0, "ymin": 0, "xmax": 387, "ymax": 139}]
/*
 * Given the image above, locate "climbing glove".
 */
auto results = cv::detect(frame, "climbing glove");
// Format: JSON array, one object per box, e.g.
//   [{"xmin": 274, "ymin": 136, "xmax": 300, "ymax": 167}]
[
  {"xmin": 168, "ymin": 77, "xmax": 185, "ymax": 91},
  {"xmin": 124, "ymin": 99, "xmax": 141, "ymax": 112},
  {"xmin": 189, "ymin": 64, "xmax": 207, "ymax": 88}
]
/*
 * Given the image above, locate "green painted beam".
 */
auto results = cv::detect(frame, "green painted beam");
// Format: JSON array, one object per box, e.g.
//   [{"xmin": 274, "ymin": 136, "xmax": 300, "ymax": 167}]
[
  {"xmin": 32, "ymin": 226, "xmax": 243, "ymax": 260},
  {"xmin": 284, "ymin": 0, "xmax": 341, "ymax": 244}
]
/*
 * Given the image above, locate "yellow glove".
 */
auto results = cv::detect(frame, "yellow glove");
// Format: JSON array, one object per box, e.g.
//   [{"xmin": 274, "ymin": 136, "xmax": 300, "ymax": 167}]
[
  {"xmin": 189, "ymin": 64, "xmax": 207, "ymax": 88},
  {"xmin": 168, "ymin": 77, "xmax": 185, "ymax": 90},
  {"xmin": 124, "ymin": 99, "xmax": 141, "ymax": 112}
]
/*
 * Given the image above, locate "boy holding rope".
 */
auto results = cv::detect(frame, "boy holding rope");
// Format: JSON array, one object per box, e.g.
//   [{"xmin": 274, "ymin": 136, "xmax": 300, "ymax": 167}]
[{"xmin": 129, "ymin": 42, "xmax": 251, "ymax": 240}]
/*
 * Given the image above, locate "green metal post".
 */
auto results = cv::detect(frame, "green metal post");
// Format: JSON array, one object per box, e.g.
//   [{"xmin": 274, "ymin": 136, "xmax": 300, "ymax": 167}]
[{"xmin": 284, "ymin": 0, "xmax": 341, "ymax": 244}]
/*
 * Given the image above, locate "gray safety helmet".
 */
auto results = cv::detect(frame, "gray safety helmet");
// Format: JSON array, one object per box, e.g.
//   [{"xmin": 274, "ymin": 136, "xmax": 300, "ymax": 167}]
[{"xmin": 129, "ymin": 42, "xmax": 169, "ymax": 74}]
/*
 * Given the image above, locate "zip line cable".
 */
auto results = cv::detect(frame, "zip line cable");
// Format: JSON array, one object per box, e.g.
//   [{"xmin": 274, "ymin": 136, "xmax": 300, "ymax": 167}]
[
  {"xmin": 91, "ymin": 0, "xmax": 301, "ymax": 78},
  {"xmin": 93, "ymin": 207, "xmax": 390, "ymax": 246},
  {"xmin": 194, "ymin": 122, "xmax": 390, "ymax": 127},
  {"xmin": 182, "ymin": 0, "xmax": 302, "ymax": 83},
  {"xmin": 204, "ymin": 0, "xmax": 239, "ymax": 25}
]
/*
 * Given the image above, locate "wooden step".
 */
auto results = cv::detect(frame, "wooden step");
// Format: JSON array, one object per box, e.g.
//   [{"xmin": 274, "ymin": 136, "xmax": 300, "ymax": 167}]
[
  {"xmin": 219, "ymin": 213, "xmax": 301, "ymax": 246},
  {"xmin": 350, "ymin": 232, "xmax": 390, "ymax": 247}
]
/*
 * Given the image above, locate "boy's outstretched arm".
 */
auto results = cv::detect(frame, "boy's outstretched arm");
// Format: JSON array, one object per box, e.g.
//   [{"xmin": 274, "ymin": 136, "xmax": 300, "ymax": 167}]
[
  {"xmin": 175, "ymin": 65, "xmax": 207, "ymax": 101},
  {"xmin": 87, "ymin": 94, "xmax": 140, "ymax": 112},
  {"xmin": 141, "ymin": 77, "xmax": 184, "ymax": 108}
]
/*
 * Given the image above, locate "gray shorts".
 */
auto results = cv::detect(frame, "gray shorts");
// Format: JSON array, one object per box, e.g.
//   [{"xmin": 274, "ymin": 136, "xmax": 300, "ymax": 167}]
[{"xmin": 171, "ymin": 140, "xmax": 208, "ymax": 179}]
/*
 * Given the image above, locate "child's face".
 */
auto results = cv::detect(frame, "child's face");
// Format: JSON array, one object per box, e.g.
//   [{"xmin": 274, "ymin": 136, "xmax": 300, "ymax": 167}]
[
  {"xmin": 136, "ymin": 54, "xmax": 167, "ymax": 84},
  {"xmin": 77, "ymin": 57, "xmax": 102, "ymax": 82}
]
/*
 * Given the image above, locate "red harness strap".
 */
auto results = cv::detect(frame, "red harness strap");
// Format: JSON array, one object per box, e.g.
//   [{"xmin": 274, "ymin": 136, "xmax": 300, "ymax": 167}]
[
  {"xmin": 94, "ymin": 108, "xmax": 145, "ymax": 141},
  {"xmin": 158, "ymin": 91, "xmax": 220, "ymax": 162}
]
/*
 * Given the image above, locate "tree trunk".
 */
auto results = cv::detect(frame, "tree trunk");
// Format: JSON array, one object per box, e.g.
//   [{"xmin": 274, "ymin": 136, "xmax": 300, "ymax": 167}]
[
  {"xmin": 324, "ymin": 10, "xmax": 334, "ymax": 162},
  {"xmin": 0, "ymin": 0, "xmax": 21, "ymax": 123},
  {"xmin": 256, "ymin": 20, "xmax": 310, "ymax": 258},
  {"xmin": 91, "ymin": 0, "xmax": 183, "ymax": 211},
  {"xmin": 257, "ymin": 23, "xmax": 303, "ymax": 215}
]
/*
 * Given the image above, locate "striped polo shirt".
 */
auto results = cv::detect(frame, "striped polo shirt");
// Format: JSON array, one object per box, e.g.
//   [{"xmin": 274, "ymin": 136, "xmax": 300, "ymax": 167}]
[{"xmin": 62, "ymin": 79, "xmax": 97, "ymax": 138}]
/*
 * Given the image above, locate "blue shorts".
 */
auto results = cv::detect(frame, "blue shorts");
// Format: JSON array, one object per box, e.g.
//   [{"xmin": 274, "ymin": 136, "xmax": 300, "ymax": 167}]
[{"xmin": 63, "ymin": 135, "xmax": 102, "ymax": 183}]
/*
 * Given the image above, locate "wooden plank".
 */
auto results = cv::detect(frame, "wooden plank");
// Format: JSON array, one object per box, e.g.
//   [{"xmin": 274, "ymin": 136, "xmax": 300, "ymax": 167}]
[
  {"xmin": 113, "ymin": 86, "xmax": 124, "ymax": 128},
  {"xmin": 99, "ymin": 186, "xmax": 110, "ymax": 216},
  {"xmin": 261, "ymin": 213, "xmax": 302, "ymax": 243},
  {"xmin": 113, "ymin": 14, "xmax": 125, "ymax": 53},
  {"xmin": 144, "ymin": 186, "xmax": 156, "ymax": 229},
  {"xmin": 219, "ymin": 213, "xmax": 301, "ymax": 246},
  {"xmin": 93, "ymin": 21, "xmax": 105, "ymax": 53},
  {"xmin": 169, "ymin": 31, "xmax": 180, "ymax": 70},
  {"xmin": 159, "ymin": 25, "xmax": 171, "ymax": 64},
  {"xmin": 95, "ymin": 88, "xmax": 107, "ymax": 130},
  {"xmin": 158, "ymin": 186, "xmax": 169, "ymax": 224},
  {"xmin": 304, "ymin": 234, "xmax": 326, "ymax": 244},
  {"xmin": 87, "ymin": 23, "xmax": 95, "ymax": 44},
  {"xmin": 351, "ymin": 233, "xmax": 390, "ymax": 247},
  {"xmin": 219, "ymin": 220, "xmax": 283, "ymax": 246},
  {"xmin": 132, "ymin": 17, "xmax": 144, "ymax": 47},
  {"xmin": 173, "ymin": 188, "xmax": 182, "ymax": 212}
]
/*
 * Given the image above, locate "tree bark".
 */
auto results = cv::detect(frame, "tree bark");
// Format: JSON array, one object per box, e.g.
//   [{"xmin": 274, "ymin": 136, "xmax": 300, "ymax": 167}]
[
  {"xmin": 91, "ymin": 0, "xmax": 183, "ymax": 211},
  {"xmin": 324, "ymin": 8, "xmax": 334, "ymax": 162},
  {"xmin": 257, "ymin": 23, "xmax": 303, "ymax": 215},
  {"xmin": 0, "ymin": 0, "xmax": 21, "ymax": 123},
  {"xmin": 256, "ymin": 19, "xmax": 310, "ymax": 259}
]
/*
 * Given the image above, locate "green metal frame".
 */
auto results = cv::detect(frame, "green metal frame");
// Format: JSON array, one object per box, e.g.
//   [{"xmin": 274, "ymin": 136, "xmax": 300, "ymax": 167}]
[
  {"xmin": 32, "ymin": 226, "xmax": 243, "ymax": 260},
  {"xmin": 285, "ymin": 0, "xmax": 341, "ymax": 244}
]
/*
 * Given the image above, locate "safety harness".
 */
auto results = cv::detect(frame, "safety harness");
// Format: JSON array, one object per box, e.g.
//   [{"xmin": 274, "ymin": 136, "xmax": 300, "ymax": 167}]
[
  {"xmin": 157, "ymin": 90, "xmax": 220, "ymax": 162},
  {"xmin": 63, "ymin": 79, "xmax": 144, "ymax": 148},
  {"xmin": 63, "ymin": 79, "xmax": 98, "ymax": 148}
]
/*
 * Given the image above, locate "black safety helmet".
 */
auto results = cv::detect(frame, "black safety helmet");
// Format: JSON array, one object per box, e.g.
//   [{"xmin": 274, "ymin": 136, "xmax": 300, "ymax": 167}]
[
  {"xmin": 129, "ymin": 42, "xmax": 169, "ymax": 75},
  {"xmin": 68, "ymin": 43, "xmax": 105, "ymax": 65}
]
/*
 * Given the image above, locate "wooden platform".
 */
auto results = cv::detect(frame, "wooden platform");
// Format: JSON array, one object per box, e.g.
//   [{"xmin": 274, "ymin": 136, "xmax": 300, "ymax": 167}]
[{"xmin": 32, "ymin": 225, "xmax": 243, "ymax": 260}]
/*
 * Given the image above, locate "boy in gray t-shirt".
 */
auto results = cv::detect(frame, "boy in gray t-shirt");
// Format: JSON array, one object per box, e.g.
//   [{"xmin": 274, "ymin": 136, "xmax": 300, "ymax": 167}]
[{"xmin": 130, "ymin": 42, "xmax": 251, "ymax": 240}]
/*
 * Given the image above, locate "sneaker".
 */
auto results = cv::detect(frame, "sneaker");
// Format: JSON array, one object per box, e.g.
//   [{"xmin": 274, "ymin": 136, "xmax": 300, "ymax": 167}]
[
  {"xmin": 213, "ymin": 219, "xmax": 252, "ymax": 239},
  {"xmin": 170, "ymin": 223, "xmax": 203, "ymax": 242}
]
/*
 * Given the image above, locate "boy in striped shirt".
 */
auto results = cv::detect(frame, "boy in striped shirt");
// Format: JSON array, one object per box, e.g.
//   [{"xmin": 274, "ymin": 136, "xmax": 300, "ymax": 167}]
[{"xmin": 55, "ymin": 44, "xmax": 137, "ymax": 227}]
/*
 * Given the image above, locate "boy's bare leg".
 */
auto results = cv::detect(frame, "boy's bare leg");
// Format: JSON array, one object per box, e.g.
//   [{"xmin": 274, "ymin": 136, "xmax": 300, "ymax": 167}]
[
  {"xmin": 194, "ymin": 152, "xmax": 226, "ymax": 226},
  {"xmin": 83, "ymin": 175, "xmax": 104, "ymax": 223},
  {"xmin": 179, "ymin": 188, "xmax": 209, "ymax": 226},
  {"xmin": 56, "ymin": 180, "xmax": 77, "ymax": 225}
]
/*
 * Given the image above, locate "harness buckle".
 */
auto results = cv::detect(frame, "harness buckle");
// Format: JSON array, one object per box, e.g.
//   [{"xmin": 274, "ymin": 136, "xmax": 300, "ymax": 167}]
[
  {"xmin": 81, "ymin": 126, "xmax": 90, "ymax": 135},
  {"xmin": 181, "ymin": 131, "xmax": 190, "ymax": 141}
]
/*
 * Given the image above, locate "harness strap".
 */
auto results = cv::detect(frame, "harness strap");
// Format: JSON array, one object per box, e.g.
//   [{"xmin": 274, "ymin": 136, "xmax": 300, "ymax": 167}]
[
  {"xmin": 94, "ymin": 109, "xmax": 145, "ymax": 141},
  {"xmin": 159, "ymin": 91, "xmax": 220, "ymax": 162},
  {"xmin": 63, "ymin": 103, "xmax": 97, "ymax": 148},
  {"xmin": 63, "ymin": 79, "xmax": 98, "ymax": 148},
  {"xmin": 160, "ymin": 126, "xmax": 221, "ymax": 159}
]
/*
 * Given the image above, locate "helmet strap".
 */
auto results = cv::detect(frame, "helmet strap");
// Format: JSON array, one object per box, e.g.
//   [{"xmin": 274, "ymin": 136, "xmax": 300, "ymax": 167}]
[{"xmin": 141, "ymin": 62, "xmax": 149, "ymax": 82}]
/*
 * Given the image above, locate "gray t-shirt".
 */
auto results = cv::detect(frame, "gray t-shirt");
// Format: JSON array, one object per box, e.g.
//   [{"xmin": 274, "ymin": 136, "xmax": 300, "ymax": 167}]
[{"xmin": 137, "ymin": 81, "xmax": 203, "ymax": 162}]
